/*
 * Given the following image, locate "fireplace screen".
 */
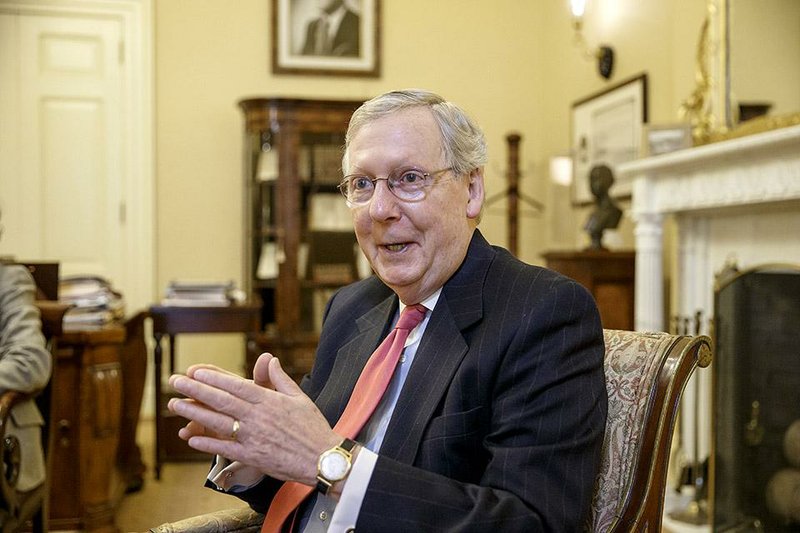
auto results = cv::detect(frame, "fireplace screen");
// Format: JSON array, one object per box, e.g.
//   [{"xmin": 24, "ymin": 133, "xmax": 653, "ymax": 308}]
[{"xmin": 713, "ymin": 264, "xmax": 800, "ymax": 532}]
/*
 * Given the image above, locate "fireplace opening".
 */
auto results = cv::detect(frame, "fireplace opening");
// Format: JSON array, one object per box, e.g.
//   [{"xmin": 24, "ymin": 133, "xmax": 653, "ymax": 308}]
[{"xmin": 713, "ymin": 264, "xmax": 800, "ymax": 532}]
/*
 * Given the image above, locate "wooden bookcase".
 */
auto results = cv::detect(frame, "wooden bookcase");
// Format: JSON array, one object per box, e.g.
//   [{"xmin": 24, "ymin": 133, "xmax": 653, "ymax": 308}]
[{"xmin": 239, "ymin": 97, "xmax": 363, "ymax": 379}]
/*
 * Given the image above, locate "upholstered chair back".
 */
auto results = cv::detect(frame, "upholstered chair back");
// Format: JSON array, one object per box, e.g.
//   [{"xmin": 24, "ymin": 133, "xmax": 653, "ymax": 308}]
[{"xmin": 587, "ymin": 329, "xmax": 712, "ymax": 532}]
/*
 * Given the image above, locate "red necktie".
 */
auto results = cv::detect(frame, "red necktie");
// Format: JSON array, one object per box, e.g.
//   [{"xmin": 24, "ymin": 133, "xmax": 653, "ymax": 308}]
[{"xmin": 262, "ymin": 304, "xmax": 427, "ymax": 533}]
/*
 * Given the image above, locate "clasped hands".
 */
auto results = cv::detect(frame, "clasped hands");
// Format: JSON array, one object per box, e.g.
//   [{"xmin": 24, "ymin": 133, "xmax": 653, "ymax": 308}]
[{"xmin": 168, "ymin": 352, "xmax": 343, "ymax": 488}]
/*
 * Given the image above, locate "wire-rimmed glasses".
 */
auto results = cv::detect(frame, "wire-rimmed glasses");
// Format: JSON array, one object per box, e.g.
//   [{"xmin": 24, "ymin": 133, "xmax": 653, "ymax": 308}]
[{"xmin": 337, "ymin": 167, "xmax": 454, "ymax": 205}]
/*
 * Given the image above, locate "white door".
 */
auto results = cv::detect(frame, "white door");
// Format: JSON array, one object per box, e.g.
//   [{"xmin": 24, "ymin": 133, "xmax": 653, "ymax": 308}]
[{"xmin": 0, "ymin": 2, "xmax": 154, "ymax": 311}]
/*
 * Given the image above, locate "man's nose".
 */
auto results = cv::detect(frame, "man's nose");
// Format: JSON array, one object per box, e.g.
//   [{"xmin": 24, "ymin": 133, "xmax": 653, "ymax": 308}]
[{"xmin": 368, "ymin": 180, "xmax": 400, "ymax": 219}]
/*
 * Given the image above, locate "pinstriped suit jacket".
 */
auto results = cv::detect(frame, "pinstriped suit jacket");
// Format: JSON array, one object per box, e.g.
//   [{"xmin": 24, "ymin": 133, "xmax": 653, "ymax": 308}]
[{"xmin": 236, "ymin": 230, "xmax": 607, "ymax": 532}]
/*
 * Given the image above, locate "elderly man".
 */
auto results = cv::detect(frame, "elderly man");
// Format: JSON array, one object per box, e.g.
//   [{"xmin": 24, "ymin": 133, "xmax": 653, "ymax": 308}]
[{"xmin": 169, "ymin": 89, "xmax": 607, "ymax": 532}]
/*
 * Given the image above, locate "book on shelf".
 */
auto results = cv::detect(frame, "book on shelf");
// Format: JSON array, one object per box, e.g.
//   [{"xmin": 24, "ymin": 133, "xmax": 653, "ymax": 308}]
[
  {"xmin": 305, "ymin": 231, "xmax": 358, "ymax": 283},
  {"xmin": 256, "ymin": 243, "xmax": 280, "ymax": 279},
  {"xmin": 311, "ymin": 144, "xmax": 344, "ymax": 185},
  {"xmin": 308, "ymin": 193, "xmax": 352, "ymax": 231},
  {"xmin": 256, "ymin": 147, "xmax": 278, "ymax": 182}
]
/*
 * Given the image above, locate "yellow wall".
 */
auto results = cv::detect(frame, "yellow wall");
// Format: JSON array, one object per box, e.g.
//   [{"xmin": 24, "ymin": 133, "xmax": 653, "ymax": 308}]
[
  {"xmin": 154, "ymin": 0, "xmax": 707, "ymax": 369},
  {"xmin": 729, "ymin": 0, "xmax": 800, "ymax": 117}
]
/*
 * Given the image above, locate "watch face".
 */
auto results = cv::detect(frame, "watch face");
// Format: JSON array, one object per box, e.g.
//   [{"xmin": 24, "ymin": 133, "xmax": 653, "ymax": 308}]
[{"xmin": 321, "ymin": 450, "xmax": 350, "ymax": 480}]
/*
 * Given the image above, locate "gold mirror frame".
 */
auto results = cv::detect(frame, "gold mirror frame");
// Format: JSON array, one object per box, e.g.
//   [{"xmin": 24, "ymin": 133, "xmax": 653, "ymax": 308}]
[{"xmin": 683, "ymin": 0, "xmax": 800, "ymax": 145}]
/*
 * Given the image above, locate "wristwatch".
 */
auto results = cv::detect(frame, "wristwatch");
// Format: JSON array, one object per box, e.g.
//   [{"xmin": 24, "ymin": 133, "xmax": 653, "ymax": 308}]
[{"xmin": 316, "ymin": 438, "xmax": 356, "ymax": 495}]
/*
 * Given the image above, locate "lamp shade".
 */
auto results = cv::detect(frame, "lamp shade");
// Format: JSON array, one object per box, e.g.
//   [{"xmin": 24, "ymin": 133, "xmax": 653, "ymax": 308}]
[
  {"xmin": 549, "ymin": 155, "xmax": 573, "ymax": 186},
  {"xmin": 570, "ymin": 0, "xmax": 587, "ymax": 18}
]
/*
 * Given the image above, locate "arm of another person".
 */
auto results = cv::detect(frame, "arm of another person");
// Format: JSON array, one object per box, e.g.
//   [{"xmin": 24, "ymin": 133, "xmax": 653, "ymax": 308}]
[
  {"xmin": 355, "ymin": 277, "xmax": 607, "ymax": 532},
  {"xmin": 0, "ymin": 266, "xmax": 51, "ymax": 393}
]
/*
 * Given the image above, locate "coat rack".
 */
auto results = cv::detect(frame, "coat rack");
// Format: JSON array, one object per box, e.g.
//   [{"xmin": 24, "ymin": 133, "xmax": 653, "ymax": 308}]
[{"xmin": 484, "ymin": 133, "xmax": 544, "ymax": 256}]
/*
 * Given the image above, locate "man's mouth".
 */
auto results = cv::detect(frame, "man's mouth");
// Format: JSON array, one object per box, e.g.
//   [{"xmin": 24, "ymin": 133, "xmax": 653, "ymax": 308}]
[{"xmin": 383, "ymin": 242, "xmax": 409, "ymax": 252}]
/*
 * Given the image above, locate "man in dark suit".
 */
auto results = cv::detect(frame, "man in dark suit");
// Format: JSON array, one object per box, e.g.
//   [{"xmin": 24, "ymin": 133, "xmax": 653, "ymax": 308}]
[
  {"xmin": 300, "ymin": 0, "xmax": 360, "ymax": 57},
  {"xmin": 168, "ymin": 89, "xmax": 608, "ymax": 532}
]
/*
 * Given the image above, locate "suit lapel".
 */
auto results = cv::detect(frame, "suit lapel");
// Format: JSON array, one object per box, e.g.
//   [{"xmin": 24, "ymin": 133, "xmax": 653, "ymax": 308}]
[
  {"xmin": 314, "ymin": 293, "xmax": 398, "ymax": 425},
  {"xmin": 379, "ymin": 231, "xmax": 495, "ymax": 463}
]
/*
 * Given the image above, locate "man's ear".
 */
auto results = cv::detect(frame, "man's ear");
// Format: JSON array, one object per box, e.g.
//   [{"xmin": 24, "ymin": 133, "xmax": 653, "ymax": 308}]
[{"xmin": 466, "ymin": 167, "xmax": 485, "ymax": 219}]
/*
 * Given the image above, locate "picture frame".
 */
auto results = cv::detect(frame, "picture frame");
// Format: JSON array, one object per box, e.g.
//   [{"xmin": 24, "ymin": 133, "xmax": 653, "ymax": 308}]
[
  {"xmin": 642, "ymin": 123, "xmax": 693, "ymax": 157},
  {"xmin": 272, "ymin": 0, "xmax": 380, "ymax": 77},
  {"xmin": 571, "ymin": 73, "xmax": 648, "ymax": 206}
]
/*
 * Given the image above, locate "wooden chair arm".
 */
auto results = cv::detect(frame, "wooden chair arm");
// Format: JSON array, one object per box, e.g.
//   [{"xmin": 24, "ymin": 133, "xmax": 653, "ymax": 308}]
[
  {"xmin": 0, "ymin": 389, "xmax": 31, "ymax": 518},
  {"xmin": 34, "ymin": 301, "xmax": 72, "ymax": 339},
  {"xmin": 149, "ymin": 506, "xmax": 264, "ymax": 533}
]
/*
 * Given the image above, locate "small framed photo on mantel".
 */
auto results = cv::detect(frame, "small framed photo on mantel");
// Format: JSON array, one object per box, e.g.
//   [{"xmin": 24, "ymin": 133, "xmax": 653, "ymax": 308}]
[
  {"xmin": 570, "ymin": 73, "xmax": 648, "ymax": 206},
  {"xmin": 272, "ymin": 0, "xmax": 381, "ymax": 77},
  {"xmin": 642, "ymin": 123, "xmax": 693, "ymax": 157}
]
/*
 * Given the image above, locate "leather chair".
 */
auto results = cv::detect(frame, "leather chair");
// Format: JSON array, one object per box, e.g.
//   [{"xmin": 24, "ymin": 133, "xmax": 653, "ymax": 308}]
[
  {"xmin": 0, "ymin": 301, "xmax": 70, "ymax": 533},
  {"xmin": 147, "ymin": 329, "xmax": 712, "ymax": 533}
]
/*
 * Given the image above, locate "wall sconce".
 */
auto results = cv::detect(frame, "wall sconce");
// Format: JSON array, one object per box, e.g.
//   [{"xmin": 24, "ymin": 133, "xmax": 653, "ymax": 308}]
[
  {"xmin": 549, "ymin": 155, "xmax": 573, "ymax": 186},
  {"xmin": 570, "ymin": 0, "xmax": 614, "ymax": 79}
]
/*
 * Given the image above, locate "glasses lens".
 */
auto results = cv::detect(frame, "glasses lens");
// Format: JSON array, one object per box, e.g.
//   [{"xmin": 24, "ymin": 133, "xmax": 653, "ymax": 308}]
[
  {"xmin": 344, "ymin": 176, "xmax": 374, "ymax": 204},
  {"xmin": 389, "ymin": 170, "xmax": 428, "ymax": 201}
]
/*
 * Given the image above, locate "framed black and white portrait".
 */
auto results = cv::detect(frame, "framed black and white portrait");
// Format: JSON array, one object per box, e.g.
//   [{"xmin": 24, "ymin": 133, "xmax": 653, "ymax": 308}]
[{"xmin": 272, "ymin": 0, "xmax": 380, "ymax": 77}]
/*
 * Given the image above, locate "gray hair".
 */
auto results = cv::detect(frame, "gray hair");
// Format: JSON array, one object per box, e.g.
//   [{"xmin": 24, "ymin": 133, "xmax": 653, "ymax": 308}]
[{"xmin": 342, "ymin": 89, "xmax": 488, "ymax": 176}]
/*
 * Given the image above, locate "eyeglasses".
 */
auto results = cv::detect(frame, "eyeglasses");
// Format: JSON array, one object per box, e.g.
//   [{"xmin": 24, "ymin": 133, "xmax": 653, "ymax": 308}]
[{"xmin": 338, "ymin": 167, "xmax": 454, "ymax": 205}]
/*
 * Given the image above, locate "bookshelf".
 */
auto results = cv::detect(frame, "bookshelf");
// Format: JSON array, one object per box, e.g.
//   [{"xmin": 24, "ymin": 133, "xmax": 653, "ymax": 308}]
[{"xmin": 239, "ymin": 97, "xmax": 363, "ymax": 379}]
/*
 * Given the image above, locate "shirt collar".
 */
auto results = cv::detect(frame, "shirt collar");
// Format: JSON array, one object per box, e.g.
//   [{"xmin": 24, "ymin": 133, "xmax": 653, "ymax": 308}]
[
  {"xmin": 398, "ymin": 288, "xmax": 441, "ymax": 316},
  {"xmin": 324, "ymin": 5, "xmax": 347, "ymax": 35}
]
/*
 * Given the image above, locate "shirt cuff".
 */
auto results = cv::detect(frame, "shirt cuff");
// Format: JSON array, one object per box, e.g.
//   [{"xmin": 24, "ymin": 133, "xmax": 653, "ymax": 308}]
[
  {"xmin": 208, "ymin": 456, "xmax": 265, "ymax": 492},
  {"xmin": 329, "ymin": 447, "xmax": 377, "ymax": 531}
]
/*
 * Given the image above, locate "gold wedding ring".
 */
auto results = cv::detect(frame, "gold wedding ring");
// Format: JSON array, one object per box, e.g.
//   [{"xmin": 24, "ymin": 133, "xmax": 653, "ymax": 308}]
[{"xmin": 231, "ymin": 419, "xmax": 240, "ymax": 441}]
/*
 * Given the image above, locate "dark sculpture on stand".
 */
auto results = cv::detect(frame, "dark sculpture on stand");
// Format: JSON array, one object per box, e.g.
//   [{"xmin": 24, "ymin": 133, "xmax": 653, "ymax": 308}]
[{"xmin": 584, "ymin": 164, "xmax": 622, "ymax": 250}]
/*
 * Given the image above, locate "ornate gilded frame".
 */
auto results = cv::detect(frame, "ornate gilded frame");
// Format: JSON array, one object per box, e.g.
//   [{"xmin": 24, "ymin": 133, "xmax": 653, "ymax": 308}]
[{"xmin": 684, "ymin": 0, "xmax": 800, "ymax": 144}]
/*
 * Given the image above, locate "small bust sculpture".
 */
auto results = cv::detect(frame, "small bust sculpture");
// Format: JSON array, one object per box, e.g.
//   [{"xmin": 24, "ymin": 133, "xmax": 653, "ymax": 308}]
[{"xmin": 584, "ymin": 164, "xmax": 622, "ymax": 250}]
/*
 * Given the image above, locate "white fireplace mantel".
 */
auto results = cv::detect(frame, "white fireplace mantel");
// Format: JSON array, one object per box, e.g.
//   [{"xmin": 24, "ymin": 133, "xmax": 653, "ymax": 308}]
[
  {"xmin": 616, "ymin": 124, "xmax": 800, "ymax": 481},
  {"xmin": 617, "ymin": 124, "xmax": 800, "ymax": 333}
]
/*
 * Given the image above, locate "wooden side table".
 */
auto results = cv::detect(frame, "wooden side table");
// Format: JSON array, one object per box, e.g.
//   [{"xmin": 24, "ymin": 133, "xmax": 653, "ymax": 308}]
[
  {"xmin": 149, "ymin": 303, "xmax": 260, "ymax": 479},
  {"xmin": 49, "ymin": 323, "xmax": 126, "ymax": 533},
  {"xmin": 543, "ymin": 250, "xmax": 636, "ymax": 331}
]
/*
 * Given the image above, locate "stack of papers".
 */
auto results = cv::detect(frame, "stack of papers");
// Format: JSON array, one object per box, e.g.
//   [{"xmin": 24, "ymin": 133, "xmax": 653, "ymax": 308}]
[
  {"xmin": 59, "ymin": 275, "xmax": 125, "ymax": 327},
  {"xmin": 161, "ymin": 280, "xmax": 241, "ymax": 307}
]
